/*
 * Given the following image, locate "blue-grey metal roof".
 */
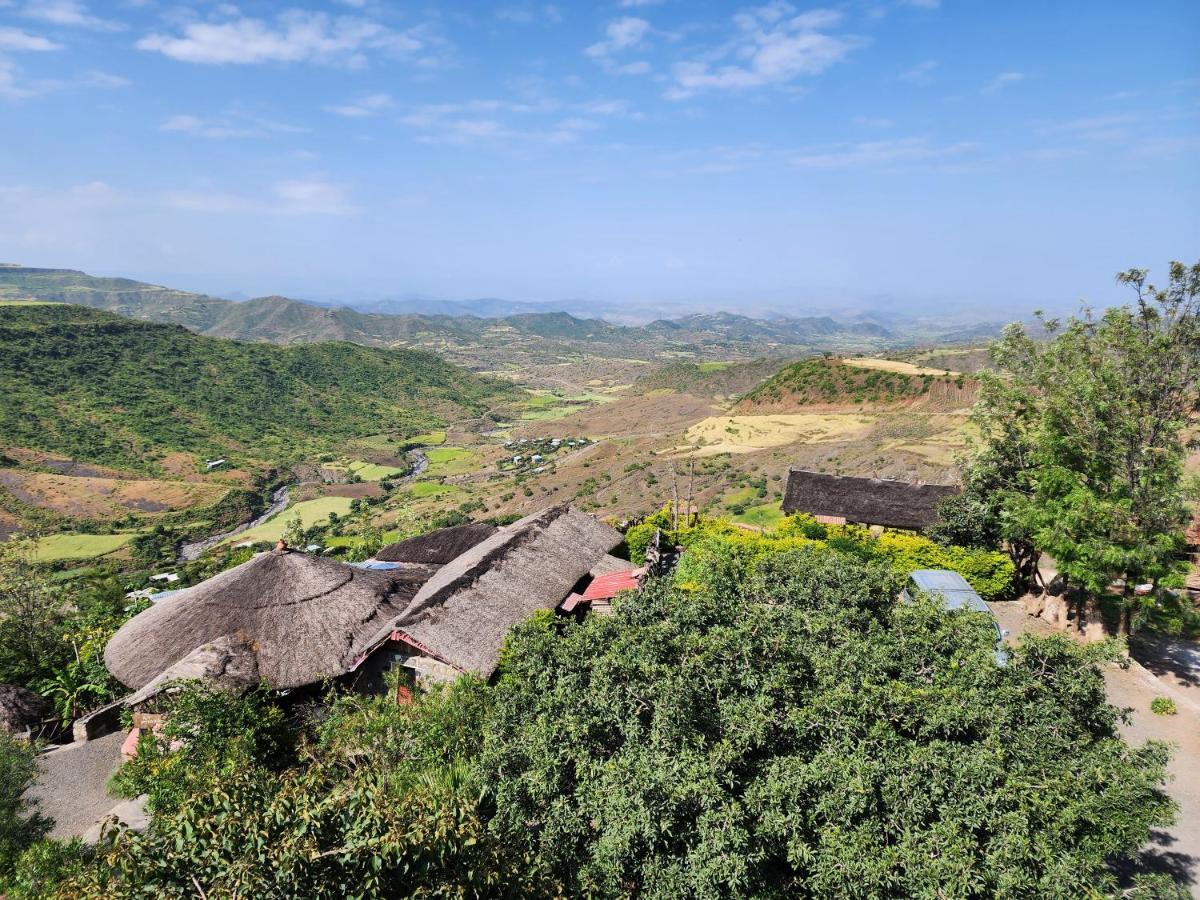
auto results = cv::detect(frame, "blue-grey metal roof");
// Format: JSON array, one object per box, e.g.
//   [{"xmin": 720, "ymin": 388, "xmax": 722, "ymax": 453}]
[{"xmin": 907, "ymin": 569, "xmax": 990, "ymax": 613}]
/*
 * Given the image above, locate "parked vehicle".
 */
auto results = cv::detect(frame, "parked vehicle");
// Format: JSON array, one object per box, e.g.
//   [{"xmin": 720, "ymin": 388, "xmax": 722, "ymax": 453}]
[{"xmin": 901, "ymin": 569, "xmax": 1010, "ymax": 666}]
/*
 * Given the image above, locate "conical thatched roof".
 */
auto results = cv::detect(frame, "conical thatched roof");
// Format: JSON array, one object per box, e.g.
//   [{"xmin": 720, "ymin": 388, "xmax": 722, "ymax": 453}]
[
  {"xmin": 105, "ymin": 551, "xmax": 436, "ymax": 692},
  {"xmin": 0, "ymin": 684, "xmax": 49, "ymax": 734},
  {"xmin": 374, "ymin": 523, "xmax": 498, "ymax": 565},
  {"xmin": 362, "ymin": 505, "xmax": 621, "ymax": 679}
]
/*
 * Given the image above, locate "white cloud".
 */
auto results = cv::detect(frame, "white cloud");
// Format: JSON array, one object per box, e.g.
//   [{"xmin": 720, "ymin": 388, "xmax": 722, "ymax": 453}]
[
  {"xmin": 496, "ymin": 4, "xmax": 563, "ymax": 25},
  {"xmin": 398, "ymin": 95, "xmax": 631, "ymax": 146},
  {"xmin": 983, "ymin": 71, "xmax": 1026, "ymax": 95},
  {"xmin": 166, "ymin": 179, "xmax": 356, "ymax": 215},
  {"xmin": 137, "ymin": 10, "xmax": 428, "ymax": 67},
  {"xmin": 161, "ymin": 113, "xmax": 304, "ymax": 139},
  {"xmin": 0, "ymin": 55, "xmax": 129, "ymax": 99},
  {"xmin": 586, "ymin": 16, "xmax": 650, "ymax": 58},
  {"xmin": 899, "ymin": 59, "xmax": 936, "ymax": 85},
  {"xmin": 22, "ymin": 1, "xmax": 123, "ymax": 31},
  {"xmin": 790, "ymin": 136, "xmax": 975, "ymax": 167},
  {"xmin": 324, "ymin": 91, "xmax": 393, "ymax": 117},
  {"xmin": 0, "ymin": 26, "xmax": 62, "ymax": 51},
  {"xmin": 665, "ymin": 3, "xmax": 861, "ymax": 99}
]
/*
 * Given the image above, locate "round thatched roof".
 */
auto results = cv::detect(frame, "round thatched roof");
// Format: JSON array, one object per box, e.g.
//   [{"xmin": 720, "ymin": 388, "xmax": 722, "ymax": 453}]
[
  {"xmin": 374, "ymin": 523, "xmax": 498, "ymax": 565},
  {"xmin": 104, "ymin": 550, "xmax": 431, "ymax": 692},
  {"xmin": 0, "ymin": 683, "xmax": 49, "ymax": 734}
]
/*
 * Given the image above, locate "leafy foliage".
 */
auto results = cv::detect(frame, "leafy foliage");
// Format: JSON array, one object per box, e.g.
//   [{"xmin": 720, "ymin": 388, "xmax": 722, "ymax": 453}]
[
  {"xmin": 67, "ymin": 682, "xmax": 550, "ymax": 899},
  {"xmin": 954, "ymin": 261, "xmax": 1200, "ymax": 619},
  {"xmin": 740, "ymin": 357, "xmax": 962, "ymax": 408},
  {"xmin": 0, "ymin": 304, "xmax": 515, "ymax": 472},
  {"xmin": 483, "ymin": 542, "xmax": 1173, "ymax": 898},
  {"xmin": 628, "ymin": 508, "xmax": 1015, "ymax": 600},
  {"xmin": 0, "ymin": 733, "xmax": 51, "ymax": 880}
]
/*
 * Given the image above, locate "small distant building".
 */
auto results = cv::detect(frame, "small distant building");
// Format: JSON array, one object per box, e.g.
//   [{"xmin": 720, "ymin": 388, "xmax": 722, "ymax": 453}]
[
  {"xmin": 149, "ymin": 573, "xmax": 179, "ymax": 584},
  {"xmin": 531, "ymin": 454, "xmax": 543, "ymax": 462},
  {"xmin": 206, "ymin": 459, "xmax": 226, "ymax": 470},
  {"xmin": 781, "ymin": 468, "xmax": 959, "ymax": 532}
]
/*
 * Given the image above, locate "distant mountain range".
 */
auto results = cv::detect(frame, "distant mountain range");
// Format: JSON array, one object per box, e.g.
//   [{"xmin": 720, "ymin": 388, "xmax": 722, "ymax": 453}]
[{"xmin": 0, "ymin": 264, "xmax": 1004, "ymax": 355}]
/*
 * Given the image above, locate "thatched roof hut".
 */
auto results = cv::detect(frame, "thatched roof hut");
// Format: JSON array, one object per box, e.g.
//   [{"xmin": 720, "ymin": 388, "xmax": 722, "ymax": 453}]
[
  {"xmin": 360, "ymin": 505, "xmax": 621, "ymax": 679},
  {"xmin": 781, "ymin": 468, "xmax": 959, "ymax": 531},
  {"xmin": 105, "ymin": 550, "xmax": 437, "ymax": 692},
  {"xmin": 123, "ymin": 635, "xmax": 261, "ymax": 707},
  {"xmin": 0, "ymin": 684, "xmax": 49, "ymax": 735},
  {"xmin": 374, "ymin": 523, "xmax": 498, "ymax": 565}
]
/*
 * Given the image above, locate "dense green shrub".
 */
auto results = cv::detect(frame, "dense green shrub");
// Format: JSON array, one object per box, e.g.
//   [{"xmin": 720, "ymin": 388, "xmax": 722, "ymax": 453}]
[
  {"xmin": 482, "ymin": 544, "xmax": 1172, "ymax": 898},
  {"xmin": 0, "ymin": 734, "xmax": 51, "ymax": 880}
]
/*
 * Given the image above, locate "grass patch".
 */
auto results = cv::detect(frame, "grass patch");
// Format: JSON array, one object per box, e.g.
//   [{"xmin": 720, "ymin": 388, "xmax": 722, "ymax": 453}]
[
  {"xmin": 330, "ymin": 459, "xmax": 405, "ymax": 481},
  {"xmin": 32, "ymin": 532, "xmax": 137, "ymax": 562},
  {"xmin": 407, "ymin": 430, "xmax": 447, "ymax": 446},
  {"xmin": 408, "ymin": 481, "xmax": 464, "ymax": 500},
  {"xmin": 225, "ymin": 497, "xmax": 355, "ymax": 545},
  {"xmin": 731, "ymin": 502, "xmax": 785, "ymax": 529},
  {"xmin": 423, "ymin": 447, "xmax": 478, "ymax": 477}
]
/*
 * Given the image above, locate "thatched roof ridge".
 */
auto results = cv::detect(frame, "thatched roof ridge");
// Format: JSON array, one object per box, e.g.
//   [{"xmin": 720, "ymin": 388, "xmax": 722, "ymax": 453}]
[
  {"xmin": 123, "ymin": 636, "xmax": 260, "ymax": 707},
  {"xmin": 781, "ymin": 468, "xmax": 959, "ymax": 531},
  {"xmin": 374, "ymin": 523, "xmax": 498, "ymax": 565},
  {"xmin": 367, "ymin": 505, "xmax": 621, "ymax": 678},
  {"xmin": 0, "ymin": 684, "xmax": 49, "ymax": 734},
  {"xmin": 105, "ymin": 551, "xmax": 436, "ymax": 691}
]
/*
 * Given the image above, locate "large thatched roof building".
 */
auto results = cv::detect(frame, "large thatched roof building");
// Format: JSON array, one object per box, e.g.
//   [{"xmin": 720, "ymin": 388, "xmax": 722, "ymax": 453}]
[
  {"xmin": 374, "ymin": 523, "xmax": 498, "ymax": 565},
  {"xmin": 105, "ymin": 506, "xmax": 623, "ymax": 702},
  {"xmin": 781, "ymin": 468, "xmax": 959, "ymax": 531},
  {"xmin": 354, "ymin": 505, "xmax": 622, "ymax": 681},
  {"xmin": 105, "ymin": 550, "xmax": 435, "ymax": 693}
]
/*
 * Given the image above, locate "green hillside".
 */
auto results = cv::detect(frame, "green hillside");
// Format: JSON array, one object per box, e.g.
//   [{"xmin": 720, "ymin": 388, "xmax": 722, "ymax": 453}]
[
  {"xmin": 629, "ymin": 358, "xmax": 793, "ymax": 398},
  {"xmin": 0, "ymin": 304, "xmax": 516, "ymax": 472},
  {"xmin": 738, "ymin": 358, "xmax": 970, "ymax": 409}
]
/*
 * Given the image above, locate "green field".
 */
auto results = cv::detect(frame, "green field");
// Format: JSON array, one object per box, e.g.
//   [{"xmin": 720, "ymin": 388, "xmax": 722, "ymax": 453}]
[
  {"xmin": 32, "ymin": 532, "xmax": 137, "ymax": 562},
  {"xmin": 330, "ymin": 459, "xmax": 406, "ymax": 481},
  {"xmin": 407, "ymin": 430, "xmax": 447, "ymax": 446},
  {"xmin": 423, "ymin": 447, "xmax": 478, "ymax": 477},
  {"xmin": 731, "ymin": 502, "xmax": 786, "ymax": 529},
  {"xmin": 224, "ymin": 497, "xmax": 355, "ymax": 545}
]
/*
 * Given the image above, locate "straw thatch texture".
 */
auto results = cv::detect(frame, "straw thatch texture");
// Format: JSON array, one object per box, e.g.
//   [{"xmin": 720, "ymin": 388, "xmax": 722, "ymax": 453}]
[
  {"xmin": 0, "ymin": 683, "xmax": 49, "ymax": 734},
  {"xmin": 781, "ymin": 468, "xmax": 959, "ymax": 531},
  {"xmin": 105, "ymin": 551, "xmax": 437, "ymax": 691},
  {"xmin": 369, "ymin": 506, "xmax": 621, "ymax": 678},
  {"xmin": 374, "ymin": 523, "xmax": 498, "ymax": 565},
  {"xmin": 590, "ymin": 553, "xmax": 633, "ymax": 576},
  {"xmin": 123, "ymin": 635, "xmax": 261, "ymax": 707}
]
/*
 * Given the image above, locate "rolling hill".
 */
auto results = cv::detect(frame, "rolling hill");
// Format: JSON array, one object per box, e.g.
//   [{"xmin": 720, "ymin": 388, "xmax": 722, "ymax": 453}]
[
  {"xmin": 737, "ymin": 358, "xmax": 976, "ymax": 412},
  {"xmin": 0, "ymin": 304, "xmax": 517, "ymax": 473},
  {"xmin": 0, "ymin": 265, "xmax": 907, "ymax": 355}
]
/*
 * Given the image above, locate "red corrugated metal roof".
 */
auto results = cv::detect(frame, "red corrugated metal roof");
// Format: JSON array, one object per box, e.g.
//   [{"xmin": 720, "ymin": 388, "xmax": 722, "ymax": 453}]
[{"xmin": 583, "ymin": 570, "xmax": 639, "ymax": 600}]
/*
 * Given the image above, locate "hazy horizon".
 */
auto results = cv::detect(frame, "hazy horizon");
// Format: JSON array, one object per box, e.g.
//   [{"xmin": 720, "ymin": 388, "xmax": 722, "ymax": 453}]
[{"xmin": 2, "ymin": 0, "xmax": 1196, "ymax": 317}]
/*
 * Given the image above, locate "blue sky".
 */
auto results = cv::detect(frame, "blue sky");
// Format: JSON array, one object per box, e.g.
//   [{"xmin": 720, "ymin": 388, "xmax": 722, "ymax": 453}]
[{"xmin": 1, "ymin": 0, "xmax": 1197, "ymax": 318}]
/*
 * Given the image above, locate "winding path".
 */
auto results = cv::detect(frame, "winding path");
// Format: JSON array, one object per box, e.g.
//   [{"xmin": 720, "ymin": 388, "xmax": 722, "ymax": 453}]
[{"xmin": 177, "ymin": 485, "xmax": 290, "ymax": 562}]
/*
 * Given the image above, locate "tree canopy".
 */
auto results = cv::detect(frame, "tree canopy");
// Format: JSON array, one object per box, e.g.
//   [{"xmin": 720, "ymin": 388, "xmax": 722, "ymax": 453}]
[
  {"xmin": 12, "ymin": 526, "xmax": 1172, "ymax": 898},
  {"xmin": 940, "ymin": 261, "xmax": 1200, "ymax": 620}
]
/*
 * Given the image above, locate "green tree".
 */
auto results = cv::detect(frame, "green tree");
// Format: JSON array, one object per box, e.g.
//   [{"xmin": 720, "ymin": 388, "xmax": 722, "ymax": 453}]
[
  {"xmin": 0, "ymin": 733, "xmax": 51, "ymax": 880},
  {"xmin": 482, "ymin": 539, "xmax": 1173, "ymax": 898},
  {"xmin": 280, "ymin": 514, "xmax": 306, "ymax": 549},
  {"xmin": 966, "ymin": 261, "xmax": 1200, "ymax": 628},
  {"xmin": 0, "ymin": 538, "xmax": 69, "ymax": 688}
]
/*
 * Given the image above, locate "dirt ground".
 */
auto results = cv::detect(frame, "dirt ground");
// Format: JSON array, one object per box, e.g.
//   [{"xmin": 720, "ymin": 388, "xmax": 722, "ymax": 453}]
[{"xmin": 989, "ymin": 602, "xmax": 1200, "ymax": 895}]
